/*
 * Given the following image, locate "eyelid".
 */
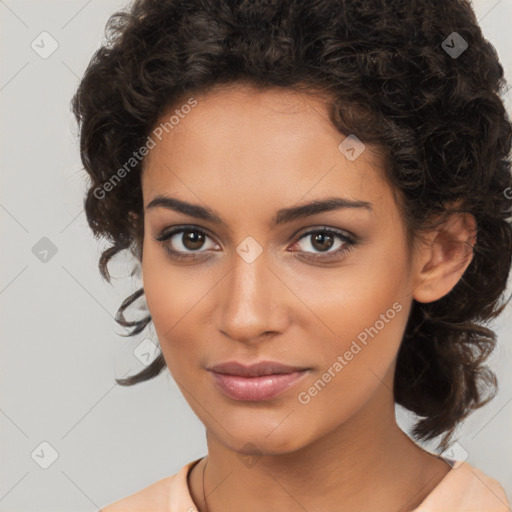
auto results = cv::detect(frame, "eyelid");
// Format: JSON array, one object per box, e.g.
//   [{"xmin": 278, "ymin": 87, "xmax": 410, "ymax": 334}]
[
  {"xmin": 287, "ymin": 226, "xmax": 356, "ymax": 260},
  {"xmin": 155, "ymin": 224, "xmax": 218, "ymax": 243},
  {"xmin": 293, "ymin": 225, "xmax": 356, "ymax": 242}
]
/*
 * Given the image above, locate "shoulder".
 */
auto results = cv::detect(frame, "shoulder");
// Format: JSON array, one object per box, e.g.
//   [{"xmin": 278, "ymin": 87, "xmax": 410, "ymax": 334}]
[
  {"xmin": 102, "ymin": 475, "xmax": 174, "ymax": 512},
  {"xmin": 414, "ymin": 460, "xmax": 510, "ymax": 511},
  {"xmin": 461, "ymin": 462, "xmax": 510, "ymax": 510},
  {"xmin": 100, "ymin": 457, "xmax": 203, "ymax": 512}
]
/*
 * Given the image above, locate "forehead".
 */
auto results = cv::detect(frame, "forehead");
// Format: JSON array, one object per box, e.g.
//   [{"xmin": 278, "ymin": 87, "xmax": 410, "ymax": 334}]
[{"xmin": 141, "ymin": 84, "xmax": 394, "ymax": 220}]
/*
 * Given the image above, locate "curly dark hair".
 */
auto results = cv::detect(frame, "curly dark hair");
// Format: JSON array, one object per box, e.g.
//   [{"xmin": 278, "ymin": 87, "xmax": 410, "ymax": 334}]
[{"xmin": 71, "ymin": 0, "xmax": 512, "ymax": 452}]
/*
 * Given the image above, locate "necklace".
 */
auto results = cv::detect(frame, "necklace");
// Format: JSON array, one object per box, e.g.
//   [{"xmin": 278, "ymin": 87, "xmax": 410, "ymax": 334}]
[{"xmin": 202, "ymin": 456, "xmax": 209, "ymax": 512}]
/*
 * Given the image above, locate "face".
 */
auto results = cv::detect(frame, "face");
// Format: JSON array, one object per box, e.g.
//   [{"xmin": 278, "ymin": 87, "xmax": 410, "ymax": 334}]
[{"xmin": 140, "ymin": 84, "xmax": 418, "ymax": 455}]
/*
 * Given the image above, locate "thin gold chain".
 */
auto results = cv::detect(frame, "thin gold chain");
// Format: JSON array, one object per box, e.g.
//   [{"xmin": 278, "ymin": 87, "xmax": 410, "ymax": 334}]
[{"xmin": 202, "ymin": 456, "xmax": 209, "ymax": 512}]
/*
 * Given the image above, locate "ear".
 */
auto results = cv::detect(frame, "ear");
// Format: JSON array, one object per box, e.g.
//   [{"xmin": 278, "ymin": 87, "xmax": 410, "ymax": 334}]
[{"xmin": 411, "ymin": 208, "xmax": 477, "ymax": 304}]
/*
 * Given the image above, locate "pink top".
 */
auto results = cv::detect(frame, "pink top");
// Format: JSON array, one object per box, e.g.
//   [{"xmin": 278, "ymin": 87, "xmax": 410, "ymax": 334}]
[
  {"xmin": 411, "ymin": 458, "xmax": 510, "ymax": 511},
  {"xmin": 105, "ymin": 456, "xmax": 510, "ymax": 511}
]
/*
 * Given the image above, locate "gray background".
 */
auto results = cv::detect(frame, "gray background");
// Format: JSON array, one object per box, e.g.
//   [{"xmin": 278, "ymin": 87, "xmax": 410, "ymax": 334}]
[{"xmin": 0, "ymin": 1, "xmax": 511, "ymax": 510}]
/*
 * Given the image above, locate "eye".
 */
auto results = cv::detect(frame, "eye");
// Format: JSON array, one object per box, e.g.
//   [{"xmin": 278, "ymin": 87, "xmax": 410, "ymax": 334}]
[
  {"xmin": 289, "ymin": 227, "xmax": 357, "ymax": 262},
  {"xmin": 154, "ymin": 226, "xmax": 219, "ymax": 261},
  {"xmin": 154, "ymin": 225, "xmax": 358, "ymax": 263}
]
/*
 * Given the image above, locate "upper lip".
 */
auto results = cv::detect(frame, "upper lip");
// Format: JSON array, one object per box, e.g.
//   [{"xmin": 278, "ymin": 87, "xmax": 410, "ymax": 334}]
[{"xmin": 207, "ymin": 360, "xmax": 309, "ymax": 377}]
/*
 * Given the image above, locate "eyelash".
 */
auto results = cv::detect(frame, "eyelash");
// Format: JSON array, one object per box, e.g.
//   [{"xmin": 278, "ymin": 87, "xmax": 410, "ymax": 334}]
[{"xmin": 154, "ymin": 225, "xmax": 357, "ymax": 263}]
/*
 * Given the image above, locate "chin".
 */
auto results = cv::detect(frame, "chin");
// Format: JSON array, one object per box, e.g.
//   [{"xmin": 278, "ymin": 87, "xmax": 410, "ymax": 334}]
[{"xmin": 217, "ymin": 426, "xmax": 312, "ymax": 458}]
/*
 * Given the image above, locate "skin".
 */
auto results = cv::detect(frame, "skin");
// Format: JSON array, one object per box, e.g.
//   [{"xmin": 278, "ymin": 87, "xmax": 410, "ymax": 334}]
[{"xmin": 104, "ymin": 83, "xmax": 476, "ymax": 511}]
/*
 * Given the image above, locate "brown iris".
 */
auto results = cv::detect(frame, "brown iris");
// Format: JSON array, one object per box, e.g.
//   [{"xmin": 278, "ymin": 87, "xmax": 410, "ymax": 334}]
[
  {"xmin": 182, "ymin": 230, "xmax": 205, "ymax": 250},
  {"xmin": 310, "ymin": 232, "xmax": 334, "ymax": 252}
]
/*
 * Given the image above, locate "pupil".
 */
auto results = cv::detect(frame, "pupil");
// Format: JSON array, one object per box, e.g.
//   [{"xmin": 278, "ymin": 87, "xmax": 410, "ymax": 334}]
[{"xmin": 312, "ymin": 233, "xmax": 333, "ymax": 252}]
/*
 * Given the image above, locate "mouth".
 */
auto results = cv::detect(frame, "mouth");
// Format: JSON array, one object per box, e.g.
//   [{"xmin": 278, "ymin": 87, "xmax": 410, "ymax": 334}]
[
  {"xmin": 206, "ymin": 360, "xmax": 311, "ymax": 401},
  {"xmin": 207, "ymin": 360, "xmax": 309, "ymax": 377}
]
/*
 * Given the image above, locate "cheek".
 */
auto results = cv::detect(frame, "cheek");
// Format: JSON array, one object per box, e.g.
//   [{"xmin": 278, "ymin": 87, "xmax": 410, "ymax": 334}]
[
  {"xmin": 142, "ymin": 238, "xmax": 203, "ymax": 322},
  {"xmin": 289, "ymin": 243, "xmax": 410, "ymax": 400},
  {"xmin": 289, "ymin": 240, "xmax": 408, "ymax": 346},
  {"xmin": 141, "ymin": 244, "xmax": 218, "ymax": 373},
  {"xmin": 142, "ymin": 263, "xmax": 224, "ymax": 419}
]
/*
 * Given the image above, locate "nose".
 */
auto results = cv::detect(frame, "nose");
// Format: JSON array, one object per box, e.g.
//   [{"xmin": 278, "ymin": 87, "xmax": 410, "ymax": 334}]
[{"xmin": 217, "ymin": 249, "xmax": 290, "ymax": 345}]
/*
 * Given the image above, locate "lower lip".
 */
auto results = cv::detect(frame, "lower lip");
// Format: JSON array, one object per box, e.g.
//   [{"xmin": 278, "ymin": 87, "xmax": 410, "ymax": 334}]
[{"xmin": 209, "ymin": 370, "xmax": 309, "ymax": 401}]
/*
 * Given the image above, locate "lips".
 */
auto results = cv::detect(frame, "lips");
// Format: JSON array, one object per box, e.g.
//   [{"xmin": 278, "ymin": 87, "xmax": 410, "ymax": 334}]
[
  {"xmin": 207, "ymin": 360, "xmax": 308, "ymax": 377},
  {"xmin": 207, "ymin": 360, "xmax": 311, "ymax": 401}
]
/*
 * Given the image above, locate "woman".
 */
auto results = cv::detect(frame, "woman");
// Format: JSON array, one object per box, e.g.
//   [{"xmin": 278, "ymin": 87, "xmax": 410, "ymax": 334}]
[{"xmin": 72, "ymin": 0, "xmax": 512, "ymax": 510}]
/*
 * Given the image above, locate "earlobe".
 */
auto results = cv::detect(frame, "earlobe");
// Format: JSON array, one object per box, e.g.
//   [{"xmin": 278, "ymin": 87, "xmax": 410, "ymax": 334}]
[{"xmin": 412, "ymin": 211, "xmax": 477, "ymax": 304}]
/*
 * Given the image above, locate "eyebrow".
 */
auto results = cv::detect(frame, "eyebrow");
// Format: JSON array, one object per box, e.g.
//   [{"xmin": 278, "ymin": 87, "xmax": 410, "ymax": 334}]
[{"xmin": 146, "ymin": 194, "xmax": 373, "ymax": 227}]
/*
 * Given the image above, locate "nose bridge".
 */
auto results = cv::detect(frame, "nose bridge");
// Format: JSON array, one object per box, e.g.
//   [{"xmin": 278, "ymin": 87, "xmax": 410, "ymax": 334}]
[{"xmin": 218, "ymin": 246, "xmax": 287, "ymax": 342}]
